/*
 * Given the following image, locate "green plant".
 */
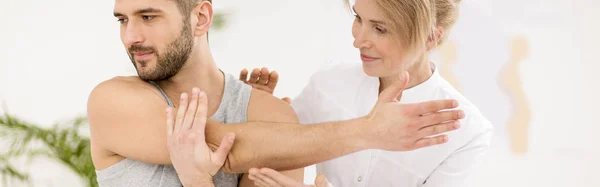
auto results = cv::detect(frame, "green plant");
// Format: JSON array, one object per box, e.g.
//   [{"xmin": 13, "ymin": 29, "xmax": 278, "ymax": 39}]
[
  {"xmin": 0, "ymin": 113, "xmax": 96, "ymax": 187},
  {"xmin": 212, "ymin": 12, "xmax": 227, "ymax": 31}
]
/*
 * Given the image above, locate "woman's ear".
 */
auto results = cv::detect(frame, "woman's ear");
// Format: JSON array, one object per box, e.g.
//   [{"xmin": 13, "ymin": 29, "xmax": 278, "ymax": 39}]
[
  {"xmin": 191, "ymin": 1, "xmax": 213, "ymax": 37},
  {"xmin": 426, "ymin": 26, "xmax": 444, "ymax": 51}
]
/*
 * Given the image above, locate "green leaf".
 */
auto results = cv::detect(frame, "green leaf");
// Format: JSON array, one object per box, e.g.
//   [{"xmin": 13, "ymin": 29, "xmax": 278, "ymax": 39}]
[
  {"xmin": 211, "ymin": 11, "xmax": 230, "ymax": 31},
  {"xmin": 0, "ymin": 164, "xmax": 29, "ymax": 185},
  {"xmin": 0, "ymin": 112, "xmax": 98, "ymax": 187}
]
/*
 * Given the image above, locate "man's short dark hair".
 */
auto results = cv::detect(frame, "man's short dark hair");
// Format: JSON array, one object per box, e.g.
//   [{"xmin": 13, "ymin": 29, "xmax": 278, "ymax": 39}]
[
  {"xmin": 171, "ymin": 0, "xmax": 212, "ymax": 42},
  {"xmin": 172, "ymin": 0, "xmax": 211, "ymax": 18}
]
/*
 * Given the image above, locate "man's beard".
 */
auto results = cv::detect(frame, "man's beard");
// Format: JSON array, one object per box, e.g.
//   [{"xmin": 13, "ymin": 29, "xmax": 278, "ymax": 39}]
[{"xmin": 128, "ymin": 23, "xmax": 193, "ymax": 82}]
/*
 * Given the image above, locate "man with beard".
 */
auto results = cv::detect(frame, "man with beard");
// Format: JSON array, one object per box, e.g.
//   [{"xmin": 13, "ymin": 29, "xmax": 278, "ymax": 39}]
[{"xmin": 87, "ymin": 0, "xmax": 464, "ymax": 186}]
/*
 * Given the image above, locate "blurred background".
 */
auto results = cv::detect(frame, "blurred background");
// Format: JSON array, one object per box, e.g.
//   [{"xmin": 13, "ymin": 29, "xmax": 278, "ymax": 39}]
[{"xmin": 1, "ymin": 0, "xmax": 599, "ymax": 186}]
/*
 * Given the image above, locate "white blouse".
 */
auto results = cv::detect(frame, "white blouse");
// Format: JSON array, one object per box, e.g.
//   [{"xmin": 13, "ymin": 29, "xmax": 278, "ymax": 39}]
[{"xmin": 291, "ymin": 62, "xmax": 493, "ymax": 187}]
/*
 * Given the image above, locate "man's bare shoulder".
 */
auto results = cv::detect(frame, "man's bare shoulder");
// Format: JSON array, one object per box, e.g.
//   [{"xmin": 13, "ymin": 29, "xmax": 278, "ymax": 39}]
[
  {"xmin": 88, "ymin": 76, "xmax": 164, "ymax": 105},
  {"xmin": 247, "ymin": 88, "xmax": 299, "ymax": 123},
  {"xmin": 87, "ymin": 76, "xmax": 173, "ymax": 167},
  {"xmin": 87, "ymin": 76, "xmax": 166, "ymax": 125},
  {"xmin": 90, "ymin": 76, "xmax": 157, "ymax": 94}
]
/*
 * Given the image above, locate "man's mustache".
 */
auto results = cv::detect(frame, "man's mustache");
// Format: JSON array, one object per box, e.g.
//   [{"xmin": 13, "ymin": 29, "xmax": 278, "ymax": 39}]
[{"xmin": 129, "ymin": 45, "xmax": 156, "ymax": 54}]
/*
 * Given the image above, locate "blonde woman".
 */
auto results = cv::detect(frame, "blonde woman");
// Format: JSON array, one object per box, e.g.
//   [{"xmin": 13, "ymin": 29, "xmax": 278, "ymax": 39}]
[{"xmin": 241, "ymin": 0, "xmax": 493, "ymax": 186}]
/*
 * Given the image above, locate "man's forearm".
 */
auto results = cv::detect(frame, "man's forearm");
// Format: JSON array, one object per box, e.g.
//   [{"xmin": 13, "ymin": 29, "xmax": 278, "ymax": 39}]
[{"xmin": 205, "ymin": 118, "xmax": 370, "ymax": 173}]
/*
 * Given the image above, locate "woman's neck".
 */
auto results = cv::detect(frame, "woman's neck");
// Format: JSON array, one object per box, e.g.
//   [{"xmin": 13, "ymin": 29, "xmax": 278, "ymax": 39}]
[{"xmin": 379, "ymin": 56, "xmax": 433, "ymax": 97}]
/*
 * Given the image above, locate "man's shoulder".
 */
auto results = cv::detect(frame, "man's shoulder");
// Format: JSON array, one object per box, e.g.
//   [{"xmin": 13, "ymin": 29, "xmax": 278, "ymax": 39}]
[
  {"xmin": 92, "ymin": 76, "xmax": 152, "ymax": 92},
  {"xmin": 247, "ymin": 88, "xmax": 299, "ymax": 123},
  {"xmin": 89, "ymin": 76, "xmax": 162, "ymax": 100},
  {"xmin": 87, "ymin": 76, "xmax": 165, "ymax": 117}
]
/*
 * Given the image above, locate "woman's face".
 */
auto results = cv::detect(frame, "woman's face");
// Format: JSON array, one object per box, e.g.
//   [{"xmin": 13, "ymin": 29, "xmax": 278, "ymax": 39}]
[{"xmin": 352, "ymin": 0, "xmax": 421, "ymax": 77}]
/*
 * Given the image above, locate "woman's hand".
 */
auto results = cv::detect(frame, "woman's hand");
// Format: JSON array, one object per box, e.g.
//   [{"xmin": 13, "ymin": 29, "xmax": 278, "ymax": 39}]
[
  {"xmin": 166, "ymin": 88, "xmax": 236, "ymax": 187},
  {"xmin": 240, "ymin": 68, "xmax": 291, "ymax": 104},
  {"xmin": 248, "ymin": 168, "xmax": 333, "ymax": 187}
]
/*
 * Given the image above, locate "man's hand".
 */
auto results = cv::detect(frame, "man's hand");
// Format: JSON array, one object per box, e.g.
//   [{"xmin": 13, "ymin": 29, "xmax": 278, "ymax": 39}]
[
  {"xmin": 240, "ymin": 68, "xmax": 291, "ymax": 103},
  {"xmin": 166, "ymin": 88, "xmax": 236, "ymax": 187},
  {"xmin": 248, "ymin": 168, "xmax": 333, "ymax": 187},
  {"xmin": 364, "ymin": 71, "xmax": 464, "ymax": 151}
]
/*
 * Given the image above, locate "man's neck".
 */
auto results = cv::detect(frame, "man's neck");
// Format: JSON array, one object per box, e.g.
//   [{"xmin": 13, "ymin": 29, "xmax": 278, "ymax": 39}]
[{"xmin": 156, "ymin": 50, "xmax": 225, "ymax": 116}]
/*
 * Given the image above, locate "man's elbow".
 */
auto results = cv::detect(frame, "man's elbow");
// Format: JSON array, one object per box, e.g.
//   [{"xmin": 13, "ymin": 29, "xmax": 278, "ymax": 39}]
[
  {"xmin": 220, "ymin": 147, "xmax": 269, "ymax": 174},
  {"xmin": 221, "ymin": 159, "xmax": 236, "ymax": 174},
  {"xmin": 221, "ymin": 155, "xmax": 246, "ymax": 174}
]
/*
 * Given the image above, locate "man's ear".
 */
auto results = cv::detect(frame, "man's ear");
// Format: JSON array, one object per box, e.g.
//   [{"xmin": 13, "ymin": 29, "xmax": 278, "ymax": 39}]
[
  {"xmin": 426, "ymin": 26, "xmax": 444, "ymax": 51},
  {"xmin": 191, "ymin": 1, "xmax": 213, "ymax": 37}
]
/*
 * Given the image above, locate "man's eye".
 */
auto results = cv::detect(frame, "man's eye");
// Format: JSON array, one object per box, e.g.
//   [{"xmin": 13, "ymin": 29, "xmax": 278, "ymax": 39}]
[
  {"xmin": 117, "ymin": 18, "xmax": 127, "ymax": 23},
  {"xmin": 142, "ymin": 16, "xmax": 155, "ymax": 21}
]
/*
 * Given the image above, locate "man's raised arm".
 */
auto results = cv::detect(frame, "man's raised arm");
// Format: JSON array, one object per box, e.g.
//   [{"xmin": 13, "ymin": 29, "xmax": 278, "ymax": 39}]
[{"xmin": 88, "ymin": 76, "xmax": 462, "ymax": 173}]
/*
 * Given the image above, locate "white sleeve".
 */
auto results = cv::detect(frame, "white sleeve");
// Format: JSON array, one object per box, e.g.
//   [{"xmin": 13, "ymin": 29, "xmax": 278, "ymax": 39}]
[
  {"xmin": 290, "ymin": 75, "xmax": 322, "ymax": 125},
  {"xmin": 421, "ymin": 129, "xmax": 493, "ymax": 187}
]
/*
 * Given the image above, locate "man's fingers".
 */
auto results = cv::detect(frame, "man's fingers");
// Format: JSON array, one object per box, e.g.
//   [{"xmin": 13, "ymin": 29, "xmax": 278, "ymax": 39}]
[
  {"xmin": 212, "ymin": 132, "xmax": 236, "ymax": 165},
  {"xmin": 267, "ymin": 71, "xmax": 279, "ymax": 91},
  {"xmin": 417, "ymin": 121, "xmax": 460, "ymax": 138},
  {"xmin": 249, "ymin": 68, "xmax": 261, "ymax": 83},
  {"xmin": 166, "ymin": 107, "xmax": 175, "ymax": 137},
  {"xmin": 182, "ymin": 88, "xmax": 199, "ymax": 130},
  {"xmin": 418, "ymin": 110, "xmax": 464, "ymax": 127},
  {"xmin": 378, "ymin": 71, "xmax": 409, "ymax": 103},
  {"xmin": 406, "ymin": 99, "xmax": 459, "ymax": 116},
  {"xmin": 259, "ymin": 68, "xmax": 270, "ymax": 85},
  {"xmin": 413, "ymin": 135, "xmax": 448, "ymax": 150},
  {"xmin": 191, "ymin": 90, "xmax": 209, "ymax": 133},
  {"xmin": 261, "ymin": 168, "xmax": 300, "ymax": 186},
  {"xmin": 174, "ymin": 93, "xmax": 189, "ymax": 133},
  {"xmin": 240, "ymin": 69, "xmax": 249, "ymax": 83}
]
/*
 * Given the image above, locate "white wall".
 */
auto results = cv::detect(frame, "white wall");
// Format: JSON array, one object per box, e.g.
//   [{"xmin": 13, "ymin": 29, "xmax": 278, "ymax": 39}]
[{"xmin": 1, "ymin": 0, "xmax": 599, "ymax": 186}]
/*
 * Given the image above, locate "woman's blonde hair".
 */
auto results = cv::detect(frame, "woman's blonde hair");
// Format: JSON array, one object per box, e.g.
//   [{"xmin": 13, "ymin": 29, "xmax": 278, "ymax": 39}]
[{"xmin": 345, "ymin": 0, "xmax": 462, "ymax": 51}]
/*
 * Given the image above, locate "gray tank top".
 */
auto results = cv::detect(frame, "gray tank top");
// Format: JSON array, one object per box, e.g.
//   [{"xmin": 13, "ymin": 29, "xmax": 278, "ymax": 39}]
[{"xmin": 95, "ymin": 73, "xmax": 252, "ymax": 187}]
